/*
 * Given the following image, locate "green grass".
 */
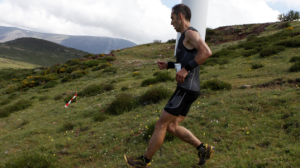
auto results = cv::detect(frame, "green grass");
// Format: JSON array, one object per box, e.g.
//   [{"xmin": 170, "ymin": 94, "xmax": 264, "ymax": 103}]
[{"xmin": 0, "ymin": 21, "xmax": 300, "ymax": 168}]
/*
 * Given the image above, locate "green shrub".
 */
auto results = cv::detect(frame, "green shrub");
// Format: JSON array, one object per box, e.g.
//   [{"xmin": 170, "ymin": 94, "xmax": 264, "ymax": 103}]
[
  {"xmin": 121, "ymin": 86, "xmax": 129, "ymax": 91},
  {"xmin": 280, "ymin": 22, "xmax": 291, "ymax": 28},
  {"xmin": 53, "ymin": 94, "xmax": 63, "ymax": 101},
  {"xmin": 110, "ymin": 78, "xmax": 125, "ymax": 84},
  {"xmin": 7, "ymin": 99, "xmax": 33, "ymax": 113},
  {"xmin": 156, "ymin": 72, "xmax": 173, "ymax": 82},
  {"xmin": 104, "ymin": 56, "xmax": 116, "ymax": 62},
  {"xmin": 0, "ymin": 100, "xmax": 32, "ymax": 118},
  {"xmin": 260, "ymin": 46, "xmax": 285, "ymax": 57},
  {"xmin": 289, "ymin": 61, "xmax": 300, "ymax": 72},
  {"xmin": 275, "ymin": 37, "xmax": 300, "ymax": 47},
  {"xmin": 211, "ymin": 49, "xmax": 232, "ymax": 58},
  {"xmin": 49, "ymin": 63, "xmax": 61, "ymax": 73},
  {"xmin": 251, "ymin": 63, "xmax": 264, "ymax": 69},
  {"xmin": 42, "ymin": 80, "xmax": 58, "ymax": 89},
  {"xmin": 0, "ymin": 108, "xmax": 10, "ymax": 118},
  {"xmin": 143, "ymin": 121, "xmax": 175, "ymax": 142},
  {"xmin": 242, "ymin": 50, "xmax": 259, "ymax": 57},
  {"xmin": 201, "ymin": 79, "xmax": 232, "ymax": 91},
  {"xmin": 81, "ymin": 60, "xmax": 101, "ymax": 68},
  {"xmin": 66, "ymin": 59, "xmax": 80, "ymax": 66},
  {"xmin": 61, "ymin": 122, "xmax": 74, "ymax": 131},
  {"xmin": 153, "ymin": 71, "xmax": 161, "ymax": 76},
  {"xmin": 141, "ymin": 72, "xmax": 173, "ymax": 87},
  {"xmin": 0, "ymin": 99, "xmax": 11, "ymax": 106},
  {"xmin": 39, "ymin": 96, "xmax": 50, "ymax": 101},
  {"xmin": 227, "ymin": 45, "xmax": 239, "ymax": 50},
  {"xmin": 63, "ymin": 94, "xmax": 76, "ymax": 103},
  {"xmin": 290, "ymin": 56, "xmax": 300, "ymax": 62},
  {"xmin": 4, "ymin": 151, "xmax": 56, "ymax": 168},
  {"xmin": 66, "ymin": 66, "xmax": 78, "ymax": 73},
  {"xmin": 247, "ymin": 34, "xmax": 258, "ymax": 41},
  {"xmin": 141, "ymin": 78, "xmax": 158, "ymax": 87},
  {"xmin": 71, "ymin": 70, "xmax": 86, "ymax": 79},
  {"xmin": 92, "ymin": 66, "xmax": 102, "ymax": 71},
  {"xmin": 202, "ymin": 58, "xmax": 230, "ymax": 66},
  {"xmin": 93, "ymin": 112, "xmax": 108, "ymax": 122},
  {"xmin": 41, "ymin": 74, "xmax": 59, "ymax": 82},
  {"xmin": 139, "ymin": 86, "xmax": 170, "ymax": 105},
  {"xmin": 105, "ymin": 93, "xmax": 138, "ymax": 115},
  {"xmin": 167, "ymin": 39, "xmax": 176, "ymax": 43},
  {"xmin": 78, "ymin": 84, "xmax": 103, "ymax": 97},
  {"xmin": 132, "ymin": 71, "xmax": 142, "ymax": 77},
  {"xmin": 17, "ymin": 119, "xmax": 29, "ymax": 128},
  {"xmin": 99, "ymin": 63, "xmax": 112, "ymax": 70},
  {"xmin": 206, "ymin": 28, "xmax": 216, "ymax": 35},
  {"xmin": 103, "ymin": 66, "xmax": 118, "ymax": 73},
  {"xmin": 103, "ymin": 84, "xmax": 114, "ymax": 91},
  {"xmin": 61, "ymin": 74, "xmax": 72, "ymax": 83}
]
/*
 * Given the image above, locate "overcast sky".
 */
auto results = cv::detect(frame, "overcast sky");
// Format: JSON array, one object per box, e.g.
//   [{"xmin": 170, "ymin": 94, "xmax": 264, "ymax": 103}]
[{"xmin": 0, "ymin": 0, "xmax": 300, "ymax": 44}]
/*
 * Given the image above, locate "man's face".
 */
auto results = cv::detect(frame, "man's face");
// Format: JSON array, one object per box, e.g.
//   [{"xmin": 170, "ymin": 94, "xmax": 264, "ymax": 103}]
[{"xmin": 171, "ymin": 12, "xmax": 181, "ymax": 32}]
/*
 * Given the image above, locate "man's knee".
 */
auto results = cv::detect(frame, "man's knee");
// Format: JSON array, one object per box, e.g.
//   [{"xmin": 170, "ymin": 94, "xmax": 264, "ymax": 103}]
[{"xmin": 166, "ymin": 123, "xmax": 176, "ymax": 134}]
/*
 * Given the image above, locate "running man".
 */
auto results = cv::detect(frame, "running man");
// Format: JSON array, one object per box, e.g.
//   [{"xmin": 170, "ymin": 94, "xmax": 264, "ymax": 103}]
[{"xmin": 124, "ymin": 4, "xmax": 214, "ymax": 167}]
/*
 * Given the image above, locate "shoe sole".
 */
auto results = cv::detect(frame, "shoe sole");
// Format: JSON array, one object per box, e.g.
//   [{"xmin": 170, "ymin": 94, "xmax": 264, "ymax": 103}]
[
  {"xmin": 124, "ymin": 155, "xmax": 134, "ymax": 168},
  {"xmin": 196, "ymin": 146, "xmax": 215, "ymax": 167}
]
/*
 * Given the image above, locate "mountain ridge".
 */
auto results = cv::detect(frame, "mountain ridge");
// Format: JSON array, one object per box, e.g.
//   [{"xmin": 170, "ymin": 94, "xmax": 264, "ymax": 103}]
[{"xmin": 0, "ymin": 26, "xmax": 137, "ymax": 54}]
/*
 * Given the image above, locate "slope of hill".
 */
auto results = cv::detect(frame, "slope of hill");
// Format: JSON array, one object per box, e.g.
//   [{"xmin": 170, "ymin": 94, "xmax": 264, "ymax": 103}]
[
  {"xmin": 0, "ymin": 37, "xmax": 89, "ymax": 67},
  {"xmin": 0, "ymin": 21, "xmax": 300, "ymax": 168},
  {"xmin": 0, "ymin": 26, "xmax": 137, "ymax": 54}
]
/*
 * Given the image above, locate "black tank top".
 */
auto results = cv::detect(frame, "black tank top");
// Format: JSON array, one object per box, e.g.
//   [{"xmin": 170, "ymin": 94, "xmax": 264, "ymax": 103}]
[{"xmin": 176, "ymin": 27, "xmax": 200, "ymax": 94}]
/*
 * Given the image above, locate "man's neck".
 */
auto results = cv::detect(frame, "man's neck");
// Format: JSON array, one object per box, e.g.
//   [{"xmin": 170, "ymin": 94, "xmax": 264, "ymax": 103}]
[{"xmin": 180, "ymin": 22, "xmax": 191, "ymax": 34}]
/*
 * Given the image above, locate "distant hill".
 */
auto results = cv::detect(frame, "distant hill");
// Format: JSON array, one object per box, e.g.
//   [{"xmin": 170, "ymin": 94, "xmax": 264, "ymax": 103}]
[
  {"xmin": 0, "ymin": 37, "xmax": 89, "ymax": 67},
  {"xmin": 0, "ymin": 26, "xmax": 137, "ymax": 54}
]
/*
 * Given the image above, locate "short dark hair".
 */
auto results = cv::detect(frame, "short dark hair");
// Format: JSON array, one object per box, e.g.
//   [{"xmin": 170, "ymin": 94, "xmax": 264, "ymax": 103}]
[{"xmin": 172, "ymin": 4, "xmax": 191, "ymax": 22}]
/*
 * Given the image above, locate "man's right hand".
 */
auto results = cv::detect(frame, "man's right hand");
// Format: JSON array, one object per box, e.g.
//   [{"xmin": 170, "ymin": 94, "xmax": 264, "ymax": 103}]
[{"xmin": 157, "ymin": 61, "xmax": 167, "ymax": 70}]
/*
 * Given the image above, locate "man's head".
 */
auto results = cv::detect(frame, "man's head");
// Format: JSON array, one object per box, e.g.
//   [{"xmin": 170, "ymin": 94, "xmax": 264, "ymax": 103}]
[
  {"xmin": 171, "ymin": 4, "xmax": 191, "ymax": 32},
  {"xmin": 172, "ymin": 4, "xmax": 191, "ymax": 22}
]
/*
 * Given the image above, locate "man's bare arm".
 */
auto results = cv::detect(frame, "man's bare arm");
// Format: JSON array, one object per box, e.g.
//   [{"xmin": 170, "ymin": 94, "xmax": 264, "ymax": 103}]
[{"xmin": 185, "ymin": 30, "xmax": 212, "ymax": 66}]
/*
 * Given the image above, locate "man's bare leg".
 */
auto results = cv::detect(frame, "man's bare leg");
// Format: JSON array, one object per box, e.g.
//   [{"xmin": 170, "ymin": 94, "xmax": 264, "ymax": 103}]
[
  {"xmin": 144, "ymin": 111, "xmax": 177, "ymax": 159},
  {"xmin": 166, "ymin": 115, "xmax": 202, "ymax": 148}
]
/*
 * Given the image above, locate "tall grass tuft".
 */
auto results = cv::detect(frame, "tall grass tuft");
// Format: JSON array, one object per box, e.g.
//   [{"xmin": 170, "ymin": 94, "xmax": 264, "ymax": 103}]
[
  {"xmin": 260, "ymin": 46, "xmax": 285, "ymax": 57},
  {"xmin": 201, "ymin": 79, "xmax": 232, "ymax": 91},
  {"xmin": 0, "ymin": 99, "xmax": 11, "ymax": 106},
  {"xmin": 6, "ymin": 99, "xmax": 33, "ymax": 113},
  {"xmin": 61, "ymin": 122, "xmax": 74, "ymax": 131},
  {"xmin": 251, "ymin": 63, "xmax": 264, "ymax": 69},
  {"xmin": 63, "ymin": 94, "xmax": 76, "ymax": 104},
  {"xmin": 289, "ymin": 56, "xmax": 300, "ymax": 63},
  {"xmin": 139, "ymin": 86, "xmax": 171, "ymax": 105},
  {"xmin": 289, "ymin": 61, "xmax": 300, "ymax": 72},
  {"xmin": 39, "ymin": 96, "xmax": 50, "ymax": 101},
  {"xmin": 53, "ymin": 94, "xmax": 63, "ymax": 101},
  {"xmin": 4, "ymin": 152, "xmax": 56, "ymax": 168},
  {"xmin": 103, "ymin": 84, "xmax": 114, "ymax": 91},
  {"xmin": 93, "ymin": 112, "xmax": 108, "ymax": 122},
  {"xmin": 141, "ymin": 72, "xmax": 173, "ymax": 87},
  {"xmin": 42, "ymin": 80, "xmax": 58, "ymax": 89},
  {"xmin": 78, "ymin": 84, "xmax": 103, "ymax": 97},
  {"xmin": 105, "ymin": 93, "xmax": 138, "ymax": 115}
]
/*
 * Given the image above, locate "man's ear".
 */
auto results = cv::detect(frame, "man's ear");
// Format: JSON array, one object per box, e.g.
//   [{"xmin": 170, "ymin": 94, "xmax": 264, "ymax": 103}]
[{"xmin": 178, "ymin": 13, "xmax": 184, "ymax": 20}]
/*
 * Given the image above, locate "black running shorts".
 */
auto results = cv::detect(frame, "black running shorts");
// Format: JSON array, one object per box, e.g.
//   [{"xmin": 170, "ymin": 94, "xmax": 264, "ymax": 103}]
[{"xmin": 164, "ymin": 87, "xmax": 200, "ymax": 117}]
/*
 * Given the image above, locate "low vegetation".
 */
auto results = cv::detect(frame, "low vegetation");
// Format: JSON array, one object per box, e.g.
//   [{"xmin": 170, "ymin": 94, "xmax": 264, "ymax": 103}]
[{"xmin": 0, "ymin": 21, "xmax": 300, "ymax": 168}]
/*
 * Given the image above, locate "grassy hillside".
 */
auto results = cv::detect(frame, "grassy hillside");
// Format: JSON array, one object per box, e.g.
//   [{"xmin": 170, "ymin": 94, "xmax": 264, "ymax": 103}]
[
  {"xmin": 0, "ymin": 21, "xmax": 300, "ymax": 168},
  {"xmin": 0, "ymin": 37, "xmax": 89, "ymax": 67},
  {"xmin": 0, "ymin": 57, "xmax": 39, "ymax": 69}
]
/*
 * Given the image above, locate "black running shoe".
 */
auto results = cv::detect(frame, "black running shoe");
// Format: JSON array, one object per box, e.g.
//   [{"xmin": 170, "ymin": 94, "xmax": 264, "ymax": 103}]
[
  {"xmin": 124, "ymin": 155, "xmax": 151, "ymax": 168},
  {"xmin": 196, "ymin": 144, "xmax": 215, "ymax": 166}
]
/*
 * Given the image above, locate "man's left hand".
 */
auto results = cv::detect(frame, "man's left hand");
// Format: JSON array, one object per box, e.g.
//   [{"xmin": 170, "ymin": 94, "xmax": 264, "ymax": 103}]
[{"xmin": 176, "ymin": 68, "xmax": 188, "ymax": 84}]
